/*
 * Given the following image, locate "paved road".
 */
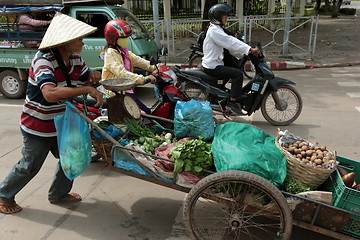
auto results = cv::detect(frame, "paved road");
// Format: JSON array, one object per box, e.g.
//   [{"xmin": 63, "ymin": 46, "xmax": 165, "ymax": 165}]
[{"xmin": 0, "ymin": 65, "xmax": 359, "ymax": 239}]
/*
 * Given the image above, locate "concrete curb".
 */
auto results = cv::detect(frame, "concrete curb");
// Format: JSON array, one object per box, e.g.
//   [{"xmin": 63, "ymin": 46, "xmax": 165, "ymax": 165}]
[{"xmin": 167, "ymin": 60, "xmax": 360, "ymax": 70}]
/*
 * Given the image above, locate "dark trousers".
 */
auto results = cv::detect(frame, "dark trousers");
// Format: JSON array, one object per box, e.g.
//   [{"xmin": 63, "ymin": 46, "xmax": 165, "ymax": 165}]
[
  {"xmin": 0, "ymin": 135, "xmax": 73, "ymax": 202},
  {"xmin": 204, "ymin": 65, "xmax": 243, "ymax": 100}
]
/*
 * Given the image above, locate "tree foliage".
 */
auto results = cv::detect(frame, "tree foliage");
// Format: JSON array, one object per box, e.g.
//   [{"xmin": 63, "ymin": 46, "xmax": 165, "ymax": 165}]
[{"xmin": 202, "ymin": 0, "xmax": 218, "ymax": 31}]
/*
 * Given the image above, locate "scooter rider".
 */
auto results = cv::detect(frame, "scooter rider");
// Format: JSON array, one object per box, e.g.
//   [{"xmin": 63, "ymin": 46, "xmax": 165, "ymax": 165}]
[
  {"xmin": 102, "ymin": 19, "xmax": 157, "ymax": 114},
  {"xmin": 202, "ymin": 3, "xmax": 260, "ymax": 114}
]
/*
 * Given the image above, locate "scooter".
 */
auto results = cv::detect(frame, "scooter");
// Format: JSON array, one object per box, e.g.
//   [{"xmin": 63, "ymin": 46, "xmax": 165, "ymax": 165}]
[
  {"xmin": 72, "ymin": 60, "xmax": 187, "ymax": 127},
  {"xmin": 175, "ymin": 45, "xmax": 303, "ymax": 126}
]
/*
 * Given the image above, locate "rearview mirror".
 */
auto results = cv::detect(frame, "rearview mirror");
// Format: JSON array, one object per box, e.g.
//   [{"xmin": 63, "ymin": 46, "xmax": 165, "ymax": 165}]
[{"xmin": 160, "ymin": 46, "xmax": 168, "ymax": 56}]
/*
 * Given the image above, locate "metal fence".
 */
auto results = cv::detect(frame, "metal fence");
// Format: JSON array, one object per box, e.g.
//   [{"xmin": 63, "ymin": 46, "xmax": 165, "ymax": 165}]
[{"xmin": 142, "ymin": 15, "xmax": 319, "ymax": 62}]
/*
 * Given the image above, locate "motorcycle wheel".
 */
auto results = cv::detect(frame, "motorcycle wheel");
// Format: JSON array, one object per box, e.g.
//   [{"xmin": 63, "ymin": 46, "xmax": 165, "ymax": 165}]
[
  {"xmin": 242, "ymin": 60, "xmax": 256, "ymax": 79},
  {"xmin": 188, "ymin": 55, "xmax": 202, "ymax": 68},
  {"xmin": 261, "ymin": 85, "xmax": 302, "ymax": 126}
]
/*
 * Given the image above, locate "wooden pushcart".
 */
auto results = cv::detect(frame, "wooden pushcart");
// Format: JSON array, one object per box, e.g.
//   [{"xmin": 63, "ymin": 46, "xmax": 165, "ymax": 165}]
[{"xmin": 71, "ymin": 106, "xmax": 360, "ymax": 240}]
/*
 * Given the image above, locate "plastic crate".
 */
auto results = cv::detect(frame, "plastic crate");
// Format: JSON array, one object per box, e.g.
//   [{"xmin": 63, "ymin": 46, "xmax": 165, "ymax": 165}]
[{"xmin": 324, "ymin": 155, "xmax": 360, "ymax": 238}]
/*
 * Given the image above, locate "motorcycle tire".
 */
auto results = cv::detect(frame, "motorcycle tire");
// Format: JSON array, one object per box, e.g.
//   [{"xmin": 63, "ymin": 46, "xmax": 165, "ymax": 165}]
[
  {"xmin": 188, "ymin": 55, "xmax": 202, "ymax": 69},
  {"xmin": 261, "ymin": 85, "xmax": 302, "ymax": 126},
  {"xmin": 242, "ymin": 60, "xmax": 256, "ymax": 79}
]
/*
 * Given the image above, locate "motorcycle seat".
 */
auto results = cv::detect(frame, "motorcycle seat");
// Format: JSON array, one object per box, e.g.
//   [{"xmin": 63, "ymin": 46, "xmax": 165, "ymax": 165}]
[
  {"xmin": 180, "ymin": 69, "xmax": 229, "ymax": 87},
  {"xmin": 73, "ymin": 96, "xmax": 108, "ymax": 108}
]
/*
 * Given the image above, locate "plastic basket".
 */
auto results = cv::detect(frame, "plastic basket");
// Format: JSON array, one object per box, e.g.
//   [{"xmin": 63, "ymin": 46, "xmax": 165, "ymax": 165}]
[{"xmin": 323, "ymin": 155, "xmax": 360, "ymax": 238}]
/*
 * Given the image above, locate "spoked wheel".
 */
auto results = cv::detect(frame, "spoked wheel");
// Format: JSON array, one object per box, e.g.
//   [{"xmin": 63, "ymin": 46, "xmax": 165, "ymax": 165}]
[
  {"xmin": 242, "ymin": 60, "xmax": 256, "ymax": 79},
  {"xmin": 183, "ymin": 170, "xmax": 292, "ymax": 240},
  {"xmin": 261, "ymin": 85, "xmax": 302, "ymax": 126},
  {"xmin": 188, "ymin": 55, "xmax": 203, "ymax": 69}
]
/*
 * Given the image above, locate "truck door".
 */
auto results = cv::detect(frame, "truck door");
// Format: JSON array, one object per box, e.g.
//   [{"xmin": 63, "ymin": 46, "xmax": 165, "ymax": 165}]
[
  {"xmin": 75, "ymin": 11, "xmax": 110, "ymax": 70},
  {"xmin": 112, "ymin": 8, "xmax": 159, "ymax": 61}
]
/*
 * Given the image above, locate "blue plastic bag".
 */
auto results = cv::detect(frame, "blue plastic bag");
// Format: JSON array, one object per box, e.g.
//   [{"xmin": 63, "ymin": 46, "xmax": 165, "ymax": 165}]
[
  {"xmin": 174, "ymin": 99, "xmax": 214, "ymax": 141},
  {"xmin": 92, "ymin": 124, "xmax": 122, "ymax": 139},
  {"xmin": 54, "ymin": 102, "xmax": 92, "ymax": 180}
]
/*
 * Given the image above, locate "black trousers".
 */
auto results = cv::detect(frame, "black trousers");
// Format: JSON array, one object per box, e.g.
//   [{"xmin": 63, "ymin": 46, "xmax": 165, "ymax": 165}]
[{"xmin": 204, "ymin": 65, "xmax": 243, "ymax": 100}]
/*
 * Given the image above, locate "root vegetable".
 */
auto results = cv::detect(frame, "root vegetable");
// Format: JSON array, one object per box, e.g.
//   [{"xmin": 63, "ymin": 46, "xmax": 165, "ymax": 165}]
[
  {"xmin": 314, "ymin": 159, "xmax": 323, "ymax": 165},
  {"xmin": 282, "ymin": 139, "xmax": 336, "ymax": 169},
  {"xmin": 302, "ymin": 159, "xmax": 309, "ymax": 164},
  {"xmin": 301, "ymin": 145, "xmax": 308, "ymax": 151},
  {"xmin": 353, "ymin": 183, "xmax": 360, "ymax": 191},
  {"xmin": 342, "ymin": 172, "xmax": 356, "ymax": 188},
  {"xmin": 337, "ymin": 167, "xmax": 348, "ymax": 177},
  {"xmin": 306, "ymin": 150, "xmax": 313, "ymax": 156}
]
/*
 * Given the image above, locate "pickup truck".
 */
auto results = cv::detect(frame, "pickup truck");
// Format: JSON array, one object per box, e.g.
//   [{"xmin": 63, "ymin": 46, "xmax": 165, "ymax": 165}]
[{"xmin": 0, "ymin": 0, "xmax": 159, "ymax": 98}]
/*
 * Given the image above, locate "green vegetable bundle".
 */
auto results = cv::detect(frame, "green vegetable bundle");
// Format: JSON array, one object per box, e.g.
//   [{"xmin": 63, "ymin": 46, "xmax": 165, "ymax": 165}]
[
  {"xmin": 170, "ymin": 138, "xmax": 213, "ymax": 174},
  {"xmin": 124, "ymin": 118, "xmax": 154, "ymax": 138},
  {"xmin": 282, "ymin": 176, "xmax": 312, "ymax": 194}
]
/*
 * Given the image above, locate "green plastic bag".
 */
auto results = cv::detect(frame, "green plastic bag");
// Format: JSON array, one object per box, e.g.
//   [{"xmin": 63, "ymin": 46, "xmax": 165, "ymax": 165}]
[
  {"xmin": 212, "ymin": 122, "xmax": 286, "ymax": 186},
  {"xmin": 54, "ymin": 102, "xmax": 92, "ymax": 180}
]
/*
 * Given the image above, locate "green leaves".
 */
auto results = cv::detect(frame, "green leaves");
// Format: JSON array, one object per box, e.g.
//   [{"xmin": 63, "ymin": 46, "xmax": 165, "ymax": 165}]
[
  {"xmin": 282, "ymin": 176, "xmax": 312, "ymax": 194},
  {"xmin": 170, "ymin": 139, "xmax": 213, "ymax": 174},
  {"xmin": 124, "ymin": 118, "xmax": 154, "ymax": 138}
]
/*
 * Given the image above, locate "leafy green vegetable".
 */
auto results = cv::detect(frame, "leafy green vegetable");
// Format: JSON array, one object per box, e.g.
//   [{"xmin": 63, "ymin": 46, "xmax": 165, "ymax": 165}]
[
  {"xmin": 282, "ymin": 176, "xmax": 312, "ymax": 194},
  {"xmin": 170, "ymin": 138, "xmax": 213, "ymax": 174},
  {"xmin": 124, "ymin": 118, "xmax": 154, "ymax": 138}
]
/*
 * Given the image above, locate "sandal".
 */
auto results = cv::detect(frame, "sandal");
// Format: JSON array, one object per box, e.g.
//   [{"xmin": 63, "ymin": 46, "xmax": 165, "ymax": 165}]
[
  {"xmin": 49, "ymin": 192, "xmax": 82, "ymax": 204},
  {"xmin": 0, "ymin": 200, "xmax": 22, "ymax": 214}
]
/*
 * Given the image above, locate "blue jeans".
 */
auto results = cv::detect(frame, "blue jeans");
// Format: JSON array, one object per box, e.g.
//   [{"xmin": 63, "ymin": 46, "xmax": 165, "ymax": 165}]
[{"xmin": 0, "ymin": 135, "xmax": 73, "ymax": 202}]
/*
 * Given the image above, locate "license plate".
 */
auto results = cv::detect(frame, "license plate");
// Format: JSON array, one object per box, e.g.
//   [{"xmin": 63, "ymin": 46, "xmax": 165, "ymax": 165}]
[{"xmin": 251, "ymin": 83, "xmax": 260, "ymax": 91}]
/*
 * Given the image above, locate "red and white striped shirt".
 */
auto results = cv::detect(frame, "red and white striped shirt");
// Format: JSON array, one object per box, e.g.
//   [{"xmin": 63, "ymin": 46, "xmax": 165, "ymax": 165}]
[{"xmin": 20, "ymin": 49, "xmax": 89, "ymax": 138}]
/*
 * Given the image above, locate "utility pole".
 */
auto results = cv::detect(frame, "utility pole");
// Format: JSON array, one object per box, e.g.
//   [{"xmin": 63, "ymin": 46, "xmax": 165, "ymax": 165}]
[
  {"xmin": 282, "ymin": 0, "xmax": 292, "ymax": 55},
  {"xmin": 152, "ymin": 0, "xmax": 161, "ymax": 48}
]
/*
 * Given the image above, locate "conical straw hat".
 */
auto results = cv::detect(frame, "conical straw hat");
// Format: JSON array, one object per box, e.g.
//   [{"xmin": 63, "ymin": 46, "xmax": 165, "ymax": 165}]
[{"xmin": 39, "ymin": 12, "xmax": 97, "ymax": 50}]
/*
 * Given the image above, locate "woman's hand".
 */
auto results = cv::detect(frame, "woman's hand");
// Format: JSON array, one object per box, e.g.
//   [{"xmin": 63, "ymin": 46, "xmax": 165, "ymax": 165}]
[
  {"xmin": 145, "ymin": 75, "xmax": 156, "ymax": 84},
  {"xmin": 249, "ymin": 48, "xmax": 261, "ymax": 56}
]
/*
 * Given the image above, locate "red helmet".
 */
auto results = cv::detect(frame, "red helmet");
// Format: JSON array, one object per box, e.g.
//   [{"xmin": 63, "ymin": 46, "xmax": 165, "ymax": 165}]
[{"xmin": 104, "ymin": 19, "xmax": 132, "ymax": 46}]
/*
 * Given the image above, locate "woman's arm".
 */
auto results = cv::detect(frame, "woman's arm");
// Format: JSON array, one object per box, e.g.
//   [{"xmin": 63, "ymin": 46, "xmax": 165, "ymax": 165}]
[{"xmin": 103, "ymin": 48, "xmax": 146, "ymax": 84}]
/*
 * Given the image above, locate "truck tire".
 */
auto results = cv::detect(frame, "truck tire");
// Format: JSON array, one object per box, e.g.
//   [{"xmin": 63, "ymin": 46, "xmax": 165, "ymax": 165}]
[{"xmin": 0, "ymin": 70, "xmax": 27, "ymax": 99}]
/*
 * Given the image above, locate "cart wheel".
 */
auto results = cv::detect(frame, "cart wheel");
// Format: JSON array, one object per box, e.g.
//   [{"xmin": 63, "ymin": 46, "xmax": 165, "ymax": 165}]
[{"xmin": 183, "ymin": 170, "xmax": 292, "ymax": 240}]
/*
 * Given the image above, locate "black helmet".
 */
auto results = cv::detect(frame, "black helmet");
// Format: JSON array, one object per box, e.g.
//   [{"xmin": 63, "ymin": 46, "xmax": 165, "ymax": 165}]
[{"xmin": 208, "ymin": 3, "xmax": 233, "ymax": 25}]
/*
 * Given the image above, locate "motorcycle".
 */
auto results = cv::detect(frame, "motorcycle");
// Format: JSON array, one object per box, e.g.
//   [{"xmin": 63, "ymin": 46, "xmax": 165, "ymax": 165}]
[
  {"xmin": 72, "ymin": 61, "xmax": 187, "ymax": 127},
  {"xmin": 186, "ymin": 31, "xmax": 256, "ymax": 80},
  {"xmin": 175, "ymin": 45, "xmax": 303, "ymax": 126}
]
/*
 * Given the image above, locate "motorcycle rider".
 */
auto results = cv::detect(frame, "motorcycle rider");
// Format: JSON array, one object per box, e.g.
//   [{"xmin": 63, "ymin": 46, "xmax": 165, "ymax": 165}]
[
  {"xmin": 102, "ymin": 19, "xmax": 157, "ymax": 114},
  {"xmin": 202, "ymin": 3, "xmax": 260, "ymax": 114}
]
